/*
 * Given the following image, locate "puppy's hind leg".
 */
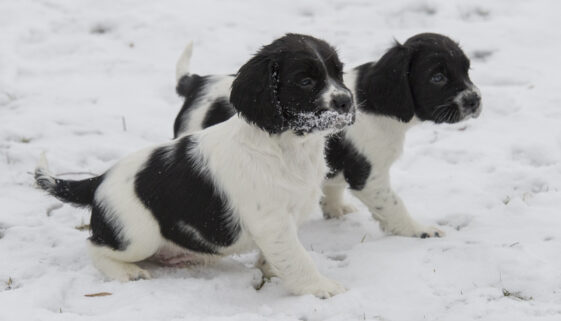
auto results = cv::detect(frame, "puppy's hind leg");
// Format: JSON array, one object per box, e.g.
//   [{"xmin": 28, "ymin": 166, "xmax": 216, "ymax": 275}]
[
  {"xmin": 88, "ymin": 242, "xmax": 151, "ymax": 281},
  {"xmin": 87, "ymin": 204, "xmax": 162, "ymax": 281}
]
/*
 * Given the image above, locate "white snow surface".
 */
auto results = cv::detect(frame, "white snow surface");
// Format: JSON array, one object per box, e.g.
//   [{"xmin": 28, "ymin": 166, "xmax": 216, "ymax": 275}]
[{"xmin": 1, "ymin": 0, "xmax": 560, "ymax": 320}]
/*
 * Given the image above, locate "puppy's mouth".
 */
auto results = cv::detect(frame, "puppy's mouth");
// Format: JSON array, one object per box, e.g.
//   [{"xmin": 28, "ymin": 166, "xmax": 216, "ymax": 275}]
[
  {"xmin": 432, "ymin": 103, "xmax": 462, "ymax": 124},
  {"xmin": 288, "ymin": 108, "xmax": 356, "ymax": 134},
  {"xmin": 462, "ymin": 105, "xmax": 482, "ymax": 120},
  {"xmin": 432, "ymin": 102, "xmax": 481, "ymax": 124}
]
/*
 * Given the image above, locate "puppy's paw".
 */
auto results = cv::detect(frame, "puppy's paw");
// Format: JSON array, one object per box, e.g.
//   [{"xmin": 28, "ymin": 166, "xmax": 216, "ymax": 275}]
[
  {"xmin": 382, "ymin": 222, "xmax": 445, "ymax": 238},
  {"xmin": 114, "ymin": 264, "xmax": 151, "ymax": 282},
  {"xmin": 256, "ymin": 257, "xmax": 277, "ymax": 280},
  {"xmin": 417, "ymin": 226, "xmax": 445, "ymax": 238},
  {"xmin": 321, "ymin": 201, "xmax": 357, "ymax": 219},
  {"xmin": 291, "ymin": 276, "xmax": 346, "ymax": 299}
]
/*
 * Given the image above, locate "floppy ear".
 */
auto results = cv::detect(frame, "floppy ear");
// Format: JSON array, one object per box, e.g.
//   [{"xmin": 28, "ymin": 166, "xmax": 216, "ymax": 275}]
[
  {"xmin": 359, "ymin": 43, "xmax": 415, "ymax": 122},
  {"xmin": 230, "ymin": 54, "xmax": 284, "ymax": 134}
]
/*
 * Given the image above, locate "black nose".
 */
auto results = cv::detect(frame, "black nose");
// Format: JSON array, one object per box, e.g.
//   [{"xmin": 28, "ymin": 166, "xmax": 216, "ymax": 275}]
[
  {"xmin": 462, "ymin": 93, "xmax": 481, "ymax": 112},
  {"xmin": 330, "ymin": 94, "xmax": 352, "ymax": 112}
]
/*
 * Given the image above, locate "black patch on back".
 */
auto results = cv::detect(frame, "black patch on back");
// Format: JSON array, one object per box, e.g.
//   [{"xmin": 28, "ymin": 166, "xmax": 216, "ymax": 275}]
[
  {"xmin": 174, "ymin": 74, "xmax": 209, "ymax": 138},
  {"xmin": 134, "ymin": 135, "xmax": 239, "ymax": 254},
  {"xmin": 325, "ymin": 131, "xmax": 371, "ymax": 191},
  {"xmin": 89, "ymin": 203, "xmax": 128, "ymax": 250},
  {"xmin": 202, "ymin": 98, "xmax": 235, "ymax": 129}
]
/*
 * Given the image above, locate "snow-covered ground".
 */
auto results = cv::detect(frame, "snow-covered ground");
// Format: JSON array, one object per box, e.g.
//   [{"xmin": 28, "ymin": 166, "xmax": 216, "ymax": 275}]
[{"xmin": 1, "ymin": 0, "xmax": 560, "ymax": 320}]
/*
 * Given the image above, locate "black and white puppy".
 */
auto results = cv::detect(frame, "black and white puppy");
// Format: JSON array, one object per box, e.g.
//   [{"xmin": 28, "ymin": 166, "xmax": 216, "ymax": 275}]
[
  {"xmin": 35, "ymin": 34, "xmax": 355, "ymax": 298},
  {"xmin": 172, "ymin": 33, "xmax": 481, "ymax": 238}
]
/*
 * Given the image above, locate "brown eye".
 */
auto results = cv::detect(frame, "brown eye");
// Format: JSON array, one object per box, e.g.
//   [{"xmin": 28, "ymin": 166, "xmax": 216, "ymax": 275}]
[
  {"xmin": 430, "ymin": 73, "xmax": 447, "ymax": 85},
  {"xmin": 299, "ymin": 77, "xmax": 315, "ymax": 87}
]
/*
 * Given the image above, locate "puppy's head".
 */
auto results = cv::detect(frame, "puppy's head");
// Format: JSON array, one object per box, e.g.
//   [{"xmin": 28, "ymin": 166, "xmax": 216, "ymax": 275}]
[
  {"xmin": 367, "ymin": 33, "xmax": 481, "ymax": 123},
  {"xmin": 230, "ymin": 33, "xmax": 355, "ymax": 135}
]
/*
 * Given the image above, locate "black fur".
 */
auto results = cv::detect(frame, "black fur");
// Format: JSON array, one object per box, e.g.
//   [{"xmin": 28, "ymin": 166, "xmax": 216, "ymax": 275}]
[
  {"xmin": 230, "ymin": 53, "xmax": 284, "ymax": 134},
  {"xmin": 325, "ymin": 132, "xmax": 371, "ymax": 190},
  {"xmin": 89, "ymin": 204, "xmax": 127, "ymax": 250},
  {"xmin": 202, "ymin": 98, "xmax": 235, "ymax": 129},
  {"xmin": 174, "ymin": 74, "xmax": 208, "ymax": 137},
  {"xmin": 356, "ymin": 33, "xmax": 479, "ymax": 124},
  {"xmin": 230, "ymin": 33, "xmax": 346, "ymax": 134},
  {"xmin": 134, "ymin": 135, "xmax": 240, "ymax": 254},
  {"xmin": 35, "ymin": 172, "xmax": 103, "ymax": 207},
  {"xmin": 355, "ymin": 46, "xmax": 415, "ymax": 122}
]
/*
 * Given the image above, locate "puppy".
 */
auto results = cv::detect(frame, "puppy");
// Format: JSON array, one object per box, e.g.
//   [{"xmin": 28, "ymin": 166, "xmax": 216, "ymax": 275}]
[
  {"xmin": 35, "ymin": 33, "xmax": 355, "ymax": 298},
  {"xmin": 172, "ymin": 33, "xmax": 481, "ymax": 238}
]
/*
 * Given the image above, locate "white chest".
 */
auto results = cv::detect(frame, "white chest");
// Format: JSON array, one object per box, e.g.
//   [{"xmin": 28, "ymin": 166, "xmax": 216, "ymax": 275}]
[
  {"xmin": 199, "ymin": 119, "xmax": 326, "ymax": 225},
  {"xmin": 345, "ymin": 112, "xmax": 413, "ymax": 172}
]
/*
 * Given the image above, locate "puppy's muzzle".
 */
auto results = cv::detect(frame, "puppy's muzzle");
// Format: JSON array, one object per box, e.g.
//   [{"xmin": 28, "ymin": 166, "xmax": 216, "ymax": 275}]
[
  {"xmin": 456, "ymin": 86, "xmax": 482, "ymax": 119},
  {"xmin": 461, "ymin": 92, "xmax": 481, "ymax": 115}
]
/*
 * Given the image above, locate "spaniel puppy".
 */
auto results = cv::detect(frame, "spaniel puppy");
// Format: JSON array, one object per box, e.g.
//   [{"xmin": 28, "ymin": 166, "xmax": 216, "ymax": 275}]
[
  {"xmin": 172, "ymin": 33, "xmax": 481, "ymax": 238},
  {"xmin": 35, "ymin": 34, "xmax": 355, "ymax": 298}
]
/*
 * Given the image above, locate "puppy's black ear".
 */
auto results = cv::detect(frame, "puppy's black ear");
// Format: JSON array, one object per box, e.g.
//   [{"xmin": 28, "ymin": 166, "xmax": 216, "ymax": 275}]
[
  {"xmin": 359, "ymin": 43, "xmax": 415, "ymax": 122},
  {"xmin": 230, "ymin": 54, "xmax": 284, "ymax": 134}
]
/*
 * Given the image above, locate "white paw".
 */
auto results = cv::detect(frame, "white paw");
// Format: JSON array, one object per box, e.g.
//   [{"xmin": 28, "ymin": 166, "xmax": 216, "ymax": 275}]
[
  {"xmin": 381, "ymin": 223, "xmax": 445, "ymax": 238},
  {"xmin": 256, "ymin": 257, "xmax": 277, "ymax": 280},
  {"xmin": 416, "ymin": 225, "xmax": 445, "ymax": 238},
  {"xmin": 107, "ymin": 263, "xmax": 151, "ymax": 282},
  {"xmin": 290, "ymin": 276, "xmax": 346, "ymax": 299},
  {"xmin": 321, "ymin": 201, "xmax": 357, "ymax": 219}
]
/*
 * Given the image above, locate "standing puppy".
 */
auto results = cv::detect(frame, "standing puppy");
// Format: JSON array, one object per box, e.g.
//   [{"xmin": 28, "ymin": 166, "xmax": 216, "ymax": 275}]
[
  {"xmin": 35, "ymin": 34, "xmax": 355, "ymax": 298},
  {"xmin": 323, "ymin": 33, "xmax": 481, "ymax": 237},
  {"xmin": 172, "ymin": 33, "xmax": 481, "ymax": 238}
]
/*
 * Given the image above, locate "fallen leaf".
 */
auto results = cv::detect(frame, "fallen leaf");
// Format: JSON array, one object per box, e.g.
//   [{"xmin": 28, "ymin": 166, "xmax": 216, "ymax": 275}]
[{"xmin": 85, "ymin": 292, "xmax": 112, "ymax": 297}]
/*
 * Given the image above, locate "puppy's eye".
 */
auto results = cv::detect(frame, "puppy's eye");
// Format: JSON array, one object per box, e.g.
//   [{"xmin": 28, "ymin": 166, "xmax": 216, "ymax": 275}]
[
  {"xmin": 430, "ymin": 73, "xmax": 447, "ymax": 85},
  {"xmin": 298, "ymin": 77, "xmax": 315, "ymax": 87}
]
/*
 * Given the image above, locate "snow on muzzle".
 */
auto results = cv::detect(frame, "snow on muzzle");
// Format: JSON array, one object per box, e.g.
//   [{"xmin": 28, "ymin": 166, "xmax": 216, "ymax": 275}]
[
  {"xmin": 288, "ymin": 78, "xmax": 355, "ymax": 133},
  {"xmin": 455, "ymin": 84, "xmax": 482, "ymax": 120},
  {"xmin": 289, "ymin": 108, "xmax": 356, "ymax": 133}
]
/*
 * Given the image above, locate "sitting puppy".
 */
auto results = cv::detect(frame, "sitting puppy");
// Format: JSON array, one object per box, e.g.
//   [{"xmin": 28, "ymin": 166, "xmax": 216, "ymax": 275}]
[
  {"xmin": 35, "ymin": 34, "xmax": 355, "ymax": 298},
  {"xmin": 172, "ymin": 33, "xmax": 481, "ymax": 238}
]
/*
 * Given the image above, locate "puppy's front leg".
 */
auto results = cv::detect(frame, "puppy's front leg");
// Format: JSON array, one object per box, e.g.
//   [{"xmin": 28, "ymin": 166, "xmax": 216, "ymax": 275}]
[
  {"xmin": 320, "ymin": 175, "xmax": 358, "ymax": 219},
  {"xmin": 246, "ymin": 213, "xmax": 345, "ymax": 298},
  {"xmin": 255, "ymin": 252, "xmax": 276, "ymax": 279},
  {"xmin": 352, "ymin": 173, "xmax": 444, "ymax": 238}
]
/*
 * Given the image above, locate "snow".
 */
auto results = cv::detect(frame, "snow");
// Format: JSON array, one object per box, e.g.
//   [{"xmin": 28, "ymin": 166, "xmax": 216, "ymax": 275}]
[
  {"xmin": 1, "ymin": 0, "xmax": 560, "ymax": 320},
  {"xmin": 290, "ymin": 110, "xmax": 355, "ymax": 133}
]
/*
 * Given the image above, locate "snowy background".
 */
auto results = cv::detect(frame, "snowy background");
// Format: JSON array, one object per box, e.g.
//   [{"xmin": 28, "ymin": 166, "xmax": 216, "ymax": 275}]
[{"xmin": 1, "ymin": 0, "xmax": 560, "ymax": 320}]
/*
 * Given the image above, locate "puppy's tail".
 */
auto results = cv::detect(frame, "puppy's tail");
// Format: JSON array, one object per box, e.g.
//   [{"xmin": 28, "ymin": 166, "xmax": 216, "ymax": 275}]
[
  {"xmin": 175, "ymin": 41, "xmax": 194, "ymax": 83},
  {"xmin": 34, "ymin": 153, "xmax": 103, "ymax": 207}
]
